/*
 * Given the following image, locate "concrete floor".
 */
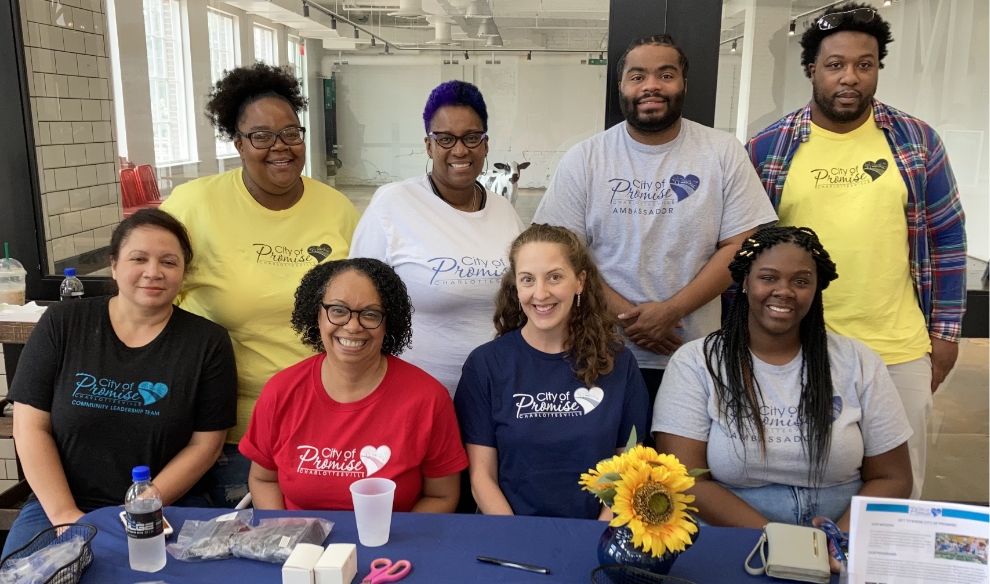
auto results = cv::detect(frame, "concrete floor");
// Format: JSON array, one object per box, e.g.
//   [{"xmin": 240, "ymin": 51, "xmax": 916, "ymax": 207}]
[{"xmin": 338, "ymin": 182, "xmax": 989, "ymax": 505}]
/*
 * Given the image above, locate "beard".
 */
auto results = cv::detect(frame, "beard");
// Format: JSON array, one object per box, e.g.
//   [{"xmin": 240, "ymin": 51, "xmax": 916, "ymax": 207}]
[
  {"xmin": 812, "ymin": 82, "xmax": 873, "ymax": 124},
  {"xmin": 620, "ymin": 89, "xmax": 685, "ymax": 133}
]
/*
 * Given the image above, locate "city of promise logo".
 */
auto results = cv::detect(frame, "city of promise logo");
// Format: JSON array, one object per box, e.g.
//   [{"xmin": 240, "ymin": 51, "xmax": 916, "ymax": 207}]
[
  {"xmin": 252, "ymin": 243, "xmax": 333, "ymax": 266},
  {"xmin": 70, "ymin": 373, "xmax": 168, "ymax": 416},
  {"xmin": 296, "ymin": 445, "xmax": 392, "ymax": 477},
  {"xmin": 609, "ymin": 173, "xmax": 700, "ymax": 216},
  {"xmin": 514, "ymin": 387, "xmax": 603, "ymax": 418},
  {"xmin": 810, "ymin": 158, "xmax": 888, "ymax": 188}
]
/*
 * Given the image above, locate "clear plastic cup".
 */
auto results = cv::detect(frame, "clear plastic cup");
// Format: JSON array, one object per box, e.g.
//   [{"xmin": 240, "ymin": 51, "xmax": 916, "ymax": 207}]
[
  {"xmin": 350, "ymin": 478, "xmax": 396, "ymax": 547},
  {"xmin": 0, "ymin": 258, "xmax": 26, "ymax": 306}
]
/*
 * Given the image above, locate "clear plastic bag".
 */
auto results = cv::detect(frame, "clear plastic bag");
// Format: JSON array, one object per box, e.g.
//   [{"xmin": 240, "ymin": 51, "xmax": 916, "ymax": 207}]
[
  {"xmin": 166, "ymin": 510, "xmax": 253, "ymax": 562},
  {"xmin": 230, "ymin": 517, "xmax": 334, "ymax": 563},
  {"xmin": 0, "ymin": 535, "xmax": 86, "ymax": 584}
]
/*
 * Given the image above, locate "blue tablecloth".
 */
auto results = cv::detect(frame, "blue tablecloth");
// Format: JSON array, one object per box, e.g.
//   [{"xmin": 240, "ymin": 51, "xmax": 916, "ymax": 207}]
[{"xmin": 78, "ymin": 507, "xmax": 835, "ymax": 583}]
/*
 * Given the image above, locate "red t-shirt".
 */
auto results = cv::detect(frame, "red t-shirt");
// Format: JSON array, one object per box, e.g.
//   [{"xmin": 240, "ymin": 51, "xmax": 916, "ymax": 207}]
[{"xmin": 239, "ymin": 354, "xmax": 468, "ymax": 511}]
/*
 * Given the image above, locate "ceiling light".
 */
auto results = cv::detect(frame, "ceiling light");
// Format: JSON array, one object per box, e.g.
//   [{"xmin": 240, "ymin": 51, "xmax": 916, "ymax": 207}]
[
  {"xmin": 789, "ymin": 21, "xmax": 795, "ymax": 35},
  {"xmin": 465, "ymin": 0, "xmax": 492, "ymax": 18},
  {"xmin": 371, "ymin": 36, "xmax": 376, "ymax": 47},
  {"xmin": 527, "ymin": 51, "xmax": 531, "ymax": 60},
  {"xmin": 385, "ymin": 44, "xmax": 390, "ymax": 54},
  {"xmin": 477, "ymin": 19, "xmax": 498, "ymax": 37},
  {"xmin": 302, "ymin": 1, "xmax": 309, "ymax": 17},
  {"xmin": 331, "ymin": 17, "xmax": 337, "ymax": 30},
  {"xmin": 354, "ymin": 28, "xmax": 360, "ymax": 39},
  {"xmin": 464, "ymin": 51, "xmax": 469, "ymax": 60},
  {"xmin": 388, "ymin": 0, "xmax": 426, "ymax": 18},
  {"xmin": 883, "ymin": 0, "xmax": 891, "ymax": 5},
  {"xmin": 486, "ymin": 35, "xmax": 502, "ymax": 46},
  {"xmin": 731, "ymin": 40, "xmax": 737, "ymax": 52}
]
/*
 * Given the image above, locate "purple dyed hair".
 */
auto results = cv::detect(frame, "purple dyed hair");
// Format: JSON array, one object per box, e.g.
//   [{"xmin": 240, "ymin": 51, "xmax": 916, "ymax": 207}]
[{"xmin": 422, "ymin": 80, "xmax": 488, "ymax": 133}]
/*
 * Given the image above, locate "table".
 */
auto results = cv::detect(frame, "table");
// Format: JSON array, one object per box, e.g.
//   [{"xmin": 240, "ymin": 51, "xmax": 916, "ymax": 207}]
[{"xmin": 78, "ymin": 507, "xmax": 840, "ymax": 583}]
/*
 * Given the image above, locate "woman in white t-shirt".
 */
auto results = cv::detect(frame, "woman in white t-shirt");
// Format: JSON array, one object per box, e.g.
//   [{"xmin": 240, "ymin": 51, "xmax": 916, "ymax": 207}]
[
  {"xmin": 653, "ymin": 226, "xmax": 913, "ymax": 533},
  {"xmin": 350, "ymin": 80, "xmax": 524, "ymax": 397}
]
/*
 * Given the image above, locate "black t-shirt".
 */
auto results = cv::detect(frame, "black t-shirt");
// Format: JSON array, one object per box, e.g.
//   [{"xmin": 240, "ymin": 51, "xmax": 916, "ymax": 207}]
[{"xmin": 9, "ymin": 297, "xmax": 237, "ymax": 509}]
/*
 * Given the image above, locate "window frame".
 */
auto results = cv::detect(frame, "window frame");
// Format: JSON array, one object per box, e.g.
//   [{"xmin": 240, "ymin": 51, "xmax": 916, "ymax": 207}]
[
  {"xmin": 253, "ymin": 23, "xmax": 276, "ymax": 65},
  {"xmin": 142, "ymin": 0, "xmax": 192, "ymax": 165},
  {"xmin": 208, "ymin": 7, "xmax": 239, "ymax": 158}
]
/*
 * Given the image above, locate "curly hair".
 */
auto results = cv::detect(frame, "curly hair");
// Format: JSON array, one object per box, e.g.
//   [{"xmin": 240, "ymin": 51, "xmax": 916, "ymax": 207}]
[
  {"xmin": 291, "ymin": 259, "xmax": 413, "ymax": 356},
  {"xmin": 704, "ymin": 226, "xmax": 839, "ymax": 488},
  {"xmin": 422, "ymin": 80, "xmax": 488, "ymax": 133},
  {"xmin": 206, "ymin": 62, "xmax": 308, "ymax": 140},
  {"xmin": 616, "ymin": 34, "xmax": 689, "ymax": 80},
  {"xmin": 800, "ymin": 2, "xmax": 894, "ymax": 78},
  {"xmin": 494, "ymin": 224, "xmax": 623, "ymax": 387}
]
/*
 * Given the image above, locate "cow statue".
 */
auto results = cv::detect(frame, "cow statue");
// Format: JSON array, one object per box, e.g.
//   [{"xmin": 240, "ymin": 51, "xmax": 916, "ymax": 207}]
[{"xmin": 480, "ymin": 161, "xmax": 530, "ymax": 207}]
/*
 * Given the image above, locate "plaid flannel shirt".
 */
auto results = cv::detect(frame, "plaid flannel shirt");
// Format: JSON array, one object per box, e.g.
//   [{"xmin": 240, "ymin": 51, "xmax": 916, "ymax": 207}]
[{"xmin": 746, "ymin": 99, "xmax": 967, "ymax": 342}]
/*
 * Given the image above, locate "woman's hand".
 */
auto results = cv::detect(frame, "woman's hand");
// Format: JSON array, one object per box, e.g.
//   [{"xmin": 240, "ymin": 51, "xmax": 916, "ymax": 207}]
[
  {"xmin": 247, "ymin": 462, "xmax": 286, "ymax": 510},
  {"xmin": 657, "ymin": 432, "xmax": 770, "ymax": 529},
  {"xmin": 411, "ymin": 474, "xmax": 460, "ymax": 514},
  {"xmin": 464, "ymin": 444, "xmax": 514, "ymax": 515}
]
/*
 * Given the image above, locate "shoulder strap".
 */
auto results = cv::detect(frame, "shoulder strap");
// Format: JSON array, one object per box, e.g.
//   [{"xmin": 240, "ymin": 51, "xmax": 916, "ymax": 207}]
[{"xmin": 744, "ymin": 530, "xmax": 768, "ymax": 576}]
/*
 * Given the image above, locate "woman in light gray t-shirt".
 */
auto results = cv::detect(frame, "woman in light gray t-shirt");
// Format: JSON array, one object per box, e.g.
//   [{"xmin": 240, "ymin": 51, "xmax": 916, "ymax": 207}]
[{"xmin": 653, "ymin": 226, "xmax": 912, "ymax": 533}]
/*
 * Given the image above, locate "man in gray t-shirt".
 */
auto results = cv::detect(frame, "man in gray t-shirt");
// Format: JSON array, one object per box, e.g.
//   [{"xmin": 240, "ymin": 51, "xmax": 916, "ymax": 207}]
[{"xmin": 533, "ymin": 35, "xmax": 777, "ymax": 410}]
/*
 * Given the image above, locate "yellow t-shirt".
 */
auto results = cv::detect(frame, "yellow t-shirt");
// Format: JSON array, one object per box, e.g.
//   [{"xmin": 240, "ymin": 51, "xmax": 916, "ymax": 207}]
[
  {"xmin": 161, "ymin": 169, "xmax": 360, "ymax": 441},
  {"xmin": 780, "ymin": 117, "xmax": 930, "ymax": 365}
]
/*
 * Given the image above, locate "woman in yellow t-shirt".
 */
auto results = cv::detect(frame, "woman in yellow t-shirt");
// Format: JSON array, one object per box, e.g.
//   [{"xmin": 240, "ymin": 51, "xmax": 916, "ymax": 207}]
[{"xmin": 161, "ymin": 63, "xmax": 360, "ymax": 507}]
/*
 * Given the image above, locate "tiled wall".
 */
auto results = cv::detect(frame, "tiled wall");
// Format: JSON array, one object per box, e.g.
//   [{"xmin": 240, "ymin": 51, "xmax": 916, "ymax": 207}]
[
  {"xmin": 19, "ymin": 0, "xmax": 121, "ymax": 272},
  {"xmin": 0, "ymin": 347, "xmax": 18, "ymax": 491}
]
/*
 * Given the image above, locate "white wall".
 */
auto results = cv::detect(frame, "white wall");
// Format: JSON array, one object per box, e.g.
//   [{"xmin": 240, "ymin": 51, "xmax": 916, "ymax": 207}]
[{"xmin": 332, "ymin": 54, "xmax": 606, "ymax": 188}]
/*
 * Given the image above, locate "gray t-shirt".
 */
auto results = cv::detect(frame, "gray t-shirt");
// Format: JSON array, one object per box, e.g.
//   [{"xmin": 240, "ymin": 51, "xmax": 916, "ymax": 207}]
[
  {"xmin": 533, "ymin": 120, "xmax": 778, "ymax": 369},
  {"xmin": 653, "ymin": 332, "xmax": 913, "ymax": 488}
]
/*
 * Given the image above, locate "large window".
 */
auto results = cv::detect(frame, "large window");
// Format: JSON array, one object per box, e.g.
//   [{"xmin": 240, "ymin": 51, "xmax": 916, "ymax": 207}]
[
  {"xmin": 143, "ymin": 0, "xmax": 189, "ymax": 164},
  {"xmin": 254, "ymin": 24, "xmax": 275, "ymax": 65},
  {"xmin": 209, "ymin": 8, "xmax": 238, "ymax": 157}
]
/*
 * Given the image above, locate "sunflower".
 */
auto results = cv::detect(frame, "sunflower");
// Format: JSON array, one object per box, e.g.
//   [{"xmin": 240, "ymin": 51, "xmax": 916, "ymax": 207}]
[
  {"xmin": 579, "ymin": 456, "xmax": 632, "ymax": 506},
  {"xmin": 610, "ymin": 462, "xmax": 699, "ymax": 558},
  {"xmin": 622, "ymin": 446, "xmax": 689, "ymax": 477}
]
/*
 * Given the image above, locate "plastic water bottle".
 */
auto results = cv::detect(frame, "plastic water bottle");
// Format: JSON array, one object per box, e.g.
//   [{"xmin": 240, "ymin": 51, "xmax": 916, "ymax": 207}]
[
  {"xmin": 125, "ymin": 466, "xmax": 166, "ymax": 572},
  {"xmin": 59, "ymin": 268, "xmax": 84, "ymax": 301}
]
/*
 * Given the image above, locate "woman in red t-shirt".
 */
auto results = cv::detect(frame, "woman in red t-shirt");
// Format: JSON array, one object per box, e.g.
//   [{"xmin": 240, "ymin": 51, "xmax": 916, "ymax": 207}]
[{"xmin": 239, "ymin": 258, "xmax": 467, "ymax": 512}]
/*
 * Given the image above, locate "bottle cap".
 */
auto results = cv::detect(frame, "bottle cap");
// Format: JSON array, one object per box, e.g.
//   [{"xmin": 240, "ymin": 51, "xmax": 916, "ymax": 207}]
[
  {"xmin": 64, "ymin": 268, "xmax": 76, "ymax": 277},
  {"xmin": 132, "ymin": 466, "xmax": 151, "ymax": 482}
]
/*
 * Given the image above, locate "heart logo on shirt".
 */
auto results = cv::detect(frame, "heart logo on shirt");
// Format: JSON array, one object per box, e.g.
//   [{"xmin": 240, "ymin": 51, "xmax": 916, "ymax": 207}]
[
  {"xmin": 307, "ymin": 244, "xmax": 333, "ymax": 262},
  {"xmin": 830, "ymin": 396, "xmax": 843, "ymax": 423},
  {"xmin": 137, "ymin": 382, "xmax": 169, "ymax": 406},
  {"xmin": 669, "ymin": 174, "xmax": 700, "ymax": 202},
  {"xmin": 574, "ymin": 387, "xmax": 604, "ymax": 414},
  {"xmin": 862, "ymin": 159, "xmax": 888, "ymax": 181},
  {"xmin": 360, "ymin": 445, "xmax": 391, "ymax": 476}
]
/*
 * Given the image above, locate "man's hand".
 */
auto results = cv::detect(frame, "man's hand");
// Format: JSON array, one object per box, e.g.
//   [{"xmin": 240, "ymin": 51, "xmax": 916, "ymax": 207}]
[
  {"xmin": 618, "ymin": 302, "xmax": 684, "ymax": 355},
  {"xmin": 930, "ymin": 336, "xmax": 959, "ymax": 393}
]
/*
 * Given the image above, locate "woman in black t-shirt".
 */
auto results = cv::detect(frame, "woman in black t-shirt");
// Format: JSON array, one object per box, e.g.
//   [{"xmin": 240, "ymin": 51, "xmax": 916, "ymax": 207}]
[{"xmin": 3, "ymin": 209, "xmax": 237, "ymax": 555}]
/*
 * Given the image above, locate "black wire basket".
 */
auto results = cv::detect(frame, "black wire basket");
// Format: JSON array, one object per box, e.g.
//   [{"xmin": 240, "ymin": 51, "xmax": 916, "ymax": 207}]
[
  {"xmin": 0, "ymin": 523, "xmax": 97, "ymax": 584},
  {"xmin": 591, "ymin": 565, "xmax": 699, "ymax": 584}
]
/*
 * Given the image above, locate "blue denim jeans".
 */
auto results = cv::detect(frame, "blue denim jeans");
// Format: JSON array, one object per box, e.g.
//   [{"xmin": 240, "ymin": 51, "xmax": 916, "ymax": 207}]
[
  {"xmin": 204, "ymin": 443, "xmax": 252, "ymax": 508},
  {"xmin": 2, "ymin": 491, "xmax": 211, "ymax": 558},
  {"xmin": 721, "ymin": 480, "xmax": 863, "ymax": 526}
]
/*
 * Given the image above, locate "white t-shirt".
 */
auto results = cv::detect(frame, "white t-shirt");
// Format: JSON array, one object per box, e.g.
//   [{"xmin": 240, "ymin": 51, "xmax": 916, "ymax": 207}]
[
  {"xmin": 653, "ymin": 332, "xmax": 913, "ymax": 488},
  {"xmin": 350, "ymin": 175, "xmax": 525, "ymax": 396},
  {"xmin": 532, "ymin": 120, "xmax": 778, "ymax": 369}
]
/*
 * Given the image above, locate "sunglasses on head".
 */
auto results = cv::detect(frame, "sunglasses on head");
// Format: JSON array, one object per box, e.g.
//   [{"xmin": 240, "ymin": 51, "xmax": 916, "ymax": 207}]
[{"xmin": 816, "ymin": 7, "xmax": 876, "ymax": 30}]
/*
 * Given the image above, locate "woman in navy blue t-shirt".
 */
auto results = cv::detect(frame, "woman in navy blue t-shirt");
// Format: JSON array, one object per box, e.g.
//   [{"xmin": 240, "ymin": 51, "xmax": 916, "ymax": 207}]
[{"xmin": 454, "ymin": 224, "xmax": 648, "ymax": 519}]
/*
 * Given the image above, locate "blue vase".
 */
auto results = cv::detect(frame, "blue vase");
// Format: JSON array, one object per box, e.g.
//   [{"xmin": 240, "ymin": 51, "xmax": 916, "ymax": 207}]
[{"xmin": 596, "ymin": 525, "xmax": 690, "ymax": 575}]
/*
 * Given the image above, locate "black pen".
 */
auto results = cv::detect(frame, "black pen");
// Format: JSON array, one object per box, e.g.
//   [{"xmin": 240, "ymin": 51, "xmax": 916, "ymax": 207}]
[{"xmin": 477, "ymin": 556, "xmax": 551, "ymax": 575}]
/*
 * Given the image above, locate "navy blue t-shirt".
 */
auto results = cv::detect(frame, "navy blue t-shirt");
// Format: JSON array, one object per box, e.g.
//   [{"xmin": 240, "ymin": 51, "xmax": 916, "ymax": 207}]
[{"xmin": 454, "ymin": 328, "xmax": 648, "ymax": 519}]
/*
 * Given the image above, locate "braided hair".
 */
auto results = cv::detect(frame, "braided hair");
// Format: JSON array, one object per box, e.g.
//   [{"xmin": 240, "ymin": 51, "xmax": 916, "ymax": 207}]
[{"xmin": 703, "ymin": 226, "xmax": 838, "ymax": 488}]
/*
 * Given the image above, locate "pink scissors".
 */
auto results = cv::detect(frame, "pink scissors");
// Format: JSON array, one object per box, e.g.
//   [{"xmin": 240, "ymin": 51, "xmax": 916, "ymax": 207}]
[{"xmin": 362, "ymin": 558, "xmax": 412, "ymax": 583}]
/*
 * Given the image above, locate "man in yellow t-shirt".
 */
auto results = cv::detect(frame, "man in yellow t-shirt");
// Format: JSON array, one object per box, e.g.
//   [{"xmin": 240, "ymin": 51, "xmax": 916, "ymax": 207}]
[{"xmin": 747, "ymin": 4, "xmax": 967, "ymax": 500}]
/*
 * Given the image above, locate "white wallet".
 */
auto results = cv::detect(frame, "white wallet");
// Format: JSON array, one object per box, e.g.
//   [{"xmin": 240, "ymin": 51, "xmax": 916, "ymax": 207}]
[{"xmin": 744, "ymin": 523, "xmax": 831, "ymax": 583}]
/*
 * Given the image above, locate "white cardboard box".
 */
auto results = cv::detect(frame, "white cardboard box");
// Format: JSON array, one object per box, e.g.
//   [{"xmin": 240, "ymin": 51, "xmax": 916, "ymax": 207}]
[
  {"xmin": 283, "ymin": 543, "xmax": 326, "ymax": 584},
  {"xmin": 314, "ymin": 543, "xmax": 358, "ymax": 584}
]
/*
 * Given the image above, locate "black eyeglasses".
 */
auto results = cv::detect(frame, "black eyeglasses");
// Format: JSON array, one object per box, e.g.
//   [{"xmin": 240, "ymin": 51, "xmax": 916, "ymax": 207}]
[
  {"xmin": 321, "ymin": 304, "xmax": 385, "ymax": 330},
  {"xmin": 238, "ymin": 126, "xmax": 306, "ymax": 149},
  {"xmin": 428, "ymin": 131, "xmax": 487, "ymax": 150},
  {"xmin": 816, "ymin": 7, "xmax": 876, "ymax": 30}
]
